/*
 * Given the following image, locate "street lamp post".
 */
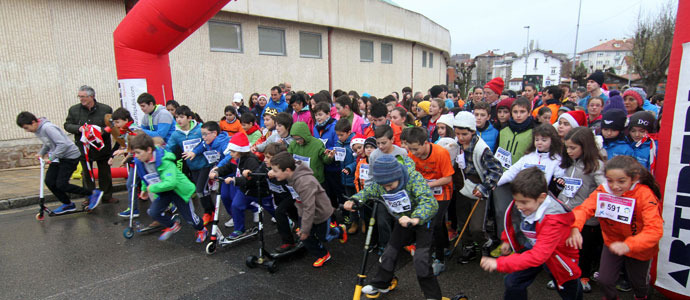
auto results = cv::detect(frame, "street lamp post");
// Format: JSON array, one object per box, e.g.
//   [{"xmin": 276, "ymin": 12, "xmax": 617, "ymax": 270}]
[
  {"xmin": 524, "ymin": 26, "xmax": 530, "ymax": 77},
  {"xmin": 571, "ymin": 0, "xmax": 582, "ymax": 89}
]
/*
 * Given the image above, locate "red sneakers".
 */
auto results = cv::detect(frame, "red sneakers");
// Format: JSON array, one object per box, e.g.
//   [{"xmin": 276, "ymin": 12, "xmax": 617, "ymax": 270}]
[
  {"xmin": 312, "ymin": 252, "xmax": 331, "ymax": 268},
  {"xmin": 202, "ymin": 212, "xmax": 215, "ymax": 226}
]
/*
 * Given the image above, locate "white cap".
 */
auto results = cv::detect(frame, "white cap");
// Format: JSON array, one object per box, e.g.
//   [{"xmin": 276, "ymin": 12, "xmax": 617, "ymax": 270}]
[
  {"xmin": 453, "ymin": 111, "xmax": 476, "ymax": 131},
  {"xmin": 233, "ymin": 92, "xmax": 243, "ymax": 103}
]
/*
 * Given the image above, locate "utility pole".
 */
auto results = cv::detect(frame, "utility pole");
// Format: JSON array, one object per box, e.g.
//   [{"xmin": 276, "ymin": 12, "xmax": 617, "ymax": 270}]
[
  {"xmin": 524, "ymin": 26, "xmax": 530, "ymax": 78},
  {"xmin": 570, "ymin": 0, "xmax": 582, "ymax": 88}
]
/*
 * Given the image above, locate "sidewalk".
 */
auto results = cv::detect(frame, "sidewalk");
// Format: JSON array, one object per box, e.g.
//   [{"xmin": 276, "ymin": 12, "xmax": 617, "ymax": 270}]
[{"xmin": 0, "ymin": 166, "xmax": 126, "ymax": 210}]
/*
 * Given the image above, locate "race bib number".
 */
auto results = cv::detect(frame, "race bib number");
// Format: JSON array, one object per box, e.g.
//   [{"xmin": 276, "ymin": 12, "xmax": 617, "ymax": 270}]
[
  {"xmin": 286, "ymin": 185, "xmax": 300, "ymax": 199},
  {"xmin": 381, "ymin": 190, "xmax": 412, "ymax": 214},
  {"xmin": 595, "ymin": 193, "xmax": 636, "ymax": 224},
  {"xmin": 267, "ymin": 179, "xmax": 286, "ymax": 194},
  {"xmin": 235, "ymin": 167, "xmax": 241, "ymax": 178},
  {"xmin": 561, "ymin": 177, "xmax": 583, "ymax": 198},
  {"xmin": 319, "ymin": 138, "xmax": 328, "ymax": 146},
  {"xmin": 334, "ymin": 147, "xmax": 346, "ymax": 162},
  {"xmin": 293, "ymin": 154, "xmax": 311, "ymax": 168},
  {"xmin": 359, "ymin": 164, "xmax": 370, "ymax": 180},
  {"xmin": 456, "ymin": 153, "xmax": 466, "ymax": 169},
  {"xmin": 427, "ymin": 179, "xmax": 443, "ymax": 196},
  {"xmin": 143, "ymin": 173, "xmax": 161, "ymax": 185},
  {"xmin": 495, "ymin": 147, "xmax": 512, "ymax": 169},
  {"xmin": 182, "ymin": 138, "xmax": 201, "ymax": 153},
  {"xmin": 524, "ymin": 164, "xmax": 546, "ymax": 172},
  {"xmin": 203, "ymin": 150, "xmax": 220, "ymax": 164}
]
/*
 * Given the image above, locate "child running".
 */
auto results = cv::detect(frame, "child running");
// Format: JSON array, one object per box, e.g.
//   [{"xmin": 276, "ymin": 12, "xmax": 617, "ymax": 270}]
[{"xmin": 497, "ymin": 124, "xmax": 564, "ymax": 186}]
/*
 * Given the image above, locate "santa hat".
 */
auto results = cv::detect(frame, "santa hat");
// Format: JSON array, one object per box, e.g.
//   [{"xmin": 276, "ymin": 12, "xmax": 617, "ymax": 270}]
[
  {"xmin": 227, "ymin": 132, "xmax": 250, "ymax": 152},
  {"xmin": 558, "ymin": 110, "xmax": 587, "ymax": 128},
  {"xmin": 258, "ymin": 94, "xmax": 268, "ymax": 101},
  {"xmin": 351, "ymin": 133, "xmax": 366, "ymax": 150},
  {"xmin": 484, "ymin": 77, "xmax": 505, "ymax": 95}
]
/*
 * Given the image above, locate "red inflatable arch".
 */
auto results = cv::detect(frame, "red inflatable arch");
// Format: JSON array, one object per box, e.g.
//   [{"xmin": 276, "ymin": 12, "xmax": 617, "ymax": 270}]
[{"xmin": 113, "ymin": 0, "xmax": 233, "ymax": 104}]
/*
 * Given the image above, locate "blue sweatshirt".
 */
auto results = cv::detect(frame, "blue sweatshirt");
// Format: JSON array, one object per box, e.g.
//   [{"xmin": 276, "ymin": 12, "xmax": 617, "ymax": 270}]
[
  {"xmin": 166, "ymin": 120, "xmax": 207, "ymax": 170},
  {"xmin": 313, "ymin": 118, "xmax": 339, "ymax": 172},
  {"xmin": 477, "ymin": 121, "xmax": 499, "ymax": 152},
  {"xmin": 192, "ymin": 131, "xmax": 230, "ymax": 167},
  {"xmin": 603, "ymin": 136, "xmax": 634, "ymax": 160},
  {"xmin": 259, "ymin": 94, "xmax": 287, "ymax": 127},
  {"xmin": 631, "ymin": 137, "xmax": 657, "ymax": 170},
  {"xmin": 140, "ymin": 105, "xmax": 175, "ymax": 141},
  {"xmin": 336, "ymin": 133, "xmax": 357, "ymax": 187}
]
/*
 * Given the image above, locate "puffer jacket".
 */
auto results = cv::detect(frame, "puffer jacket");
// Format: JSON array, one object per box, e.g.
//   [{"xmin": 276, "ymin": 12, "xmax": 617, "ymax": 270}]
[
  {"xmin": 498, "ymin": 151, "xmax": 565, "ymax": 186},
  {"xmin": 287, "ymin": 122, "xmax": 333, "ymax": 183}
]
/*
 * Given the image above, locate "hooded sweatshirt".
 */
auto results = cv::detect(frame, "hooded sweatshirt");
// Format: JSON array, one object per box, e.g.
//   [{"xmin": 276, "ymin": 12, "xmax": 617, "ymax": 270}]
[
  {"xmin": 135, "ymin": 147, "xmax": 195, "ymax": 201},
  {"xmin": 497, "ymin": 151, "xmax": 565, "ymax": 186},
  {"xmin": 166, "ymin": 120, "xmax": 206, "ymax": 170},
  {"xmin": 287, "ymin": 162, "xmax": 334, "ymax": 235},
  {"xmin": 192, "ymin": 131, "xmax": 230, "ymax": 166},
  {"xmin": 140, "ymin": 105, "xmax": 175, "ymax": 141},
  {"xmin": 287, "ymin": 122, "xmax": 333, "ymax": 183},
  {"xmin": 35, "ymin": 118, "xmax": 81, "ymax": 161}
]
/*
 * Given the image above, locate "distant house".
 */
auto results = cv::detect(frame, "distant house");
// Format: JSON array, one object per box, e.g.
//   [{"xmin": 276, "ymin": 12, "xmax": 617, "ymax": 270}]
[
  {"xmin": 508, "ymin": 78, "xmax": 523, "ymax": 91},
  {"xmin": 510, "ymin": 49, "xmax": 566, "ymax": 89},
  {"xmin": 578, "ymin": 39, "xmax": 633, "ymax": 74}
]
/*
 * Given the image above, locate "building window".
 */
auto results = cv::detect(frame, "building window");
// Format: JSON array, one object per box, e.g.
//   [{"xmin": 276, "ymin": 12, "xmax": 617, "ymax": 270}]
[
  {"xmin": 429, "ymin": 52, "xmax": 434, "ymax": 68},
  {"xmin": 208, "ymin": 21, "xmax": 242, "ymax": 53},
  {"xmin": 422, "ymin": 51, "xmax": 427, "ymax": 67},
  {"xmin": 360, "ymin": 40, "xmax": 374, "ymax": 62},
  {"xmin": 299, "ymin": 31, "xmax": 321, "ymax": 58},
  {"xmin": 551, "ymin": 67, "xmax": 557, "ymax": 75},
  {"xmin": 534, "ymin": 58, "xmax": 538, "ymax": 69},
  {"xmin": 598, "ymin": 52, "xmax": 604, "ymax": 57},
  {"xmin": 381, "ymin": 43, "xmax": 393, "ymax": 64},
  {"xmin": 258, "ymin": 26, "xmax": 286, "ymax": 56}
]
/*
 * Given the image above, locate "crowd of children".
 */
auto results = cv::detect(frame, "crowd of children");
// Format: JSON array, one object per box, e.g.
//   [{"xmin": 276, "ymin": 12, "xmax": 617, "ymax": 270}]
[{"xmin": 18, "ymin": 74, "xmax": 666, "ymax": 299}]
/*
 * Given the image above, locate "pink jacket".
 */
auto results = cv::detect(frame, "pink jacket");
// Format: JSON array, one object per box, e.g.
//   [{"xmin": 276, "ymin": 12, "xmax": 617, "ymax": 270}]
[
  {"xmin": 293, "ymin": 109, "xmax": 314, "ymax": 135},
  {"xmin": 350, "ymin": 113, "xmax": 365, "ymax": 135}
]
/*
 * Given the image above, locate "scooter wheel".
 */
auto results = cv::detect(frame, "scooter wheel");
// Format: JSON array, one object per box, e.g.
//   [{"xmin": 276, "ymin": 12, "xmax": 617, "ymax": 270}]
[
  {"xmin": 246, "ymin": 256, "xmax": 258, "ymax": 268},
  {"xmin": 123, "ymin": 227, "xmax": 134, "ymax": 239},
  {"xmin": 36, "ymin": 213, "xmax": 45, "ymax": 221},
  {"xmin": 388, "ymin": 276, "xmax": 398, "ymax": 291},
  {"xmin": 266, "ymin": 260, "xmax": 278, "ymax": 273},
  {"xmin": 205, "ymin": 242, "xmax": 217, "ymax": 255}
]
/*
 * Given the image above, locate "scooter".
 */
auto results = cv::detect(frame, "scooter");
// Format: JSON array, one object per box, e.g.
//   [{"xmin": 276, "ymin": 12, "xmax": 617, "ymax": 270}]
[
  {"xmin": 245, "ymin": 172, "xmax": 305, "ymax": 273},
  {"xmin": 122, "ymin": 164, "xmax": 179, "ymax": 239},
  {"xmin": 36, "ymin": 158, "xmax": 89, "ymax": 220},
  {"xmin": 205, "ymin": 176, "xmax": 259, "ymax": 254}
]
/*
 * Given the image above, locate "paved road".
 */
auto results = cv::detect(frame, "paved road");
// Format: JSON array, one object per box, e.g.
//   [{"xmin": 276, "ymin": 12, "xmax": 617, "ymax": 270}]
[{"xmin": 0, "ymin": 191, "xmax": 666, "ymax": 299}]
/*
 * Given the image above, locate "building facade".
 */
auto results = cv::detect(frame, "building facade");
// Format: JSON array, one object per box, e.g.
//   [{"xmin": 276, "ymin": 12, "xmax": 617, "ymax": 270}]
[
  {"xmin": 510, "ymin": 50, "xmax": 565, "ymax": 89},
  {"xmin": 578, "ymin": 38, "xmax": 633, "ymax": 74},
  {"xmin": 0, "ymin": 0, "xmax": 450, "ymax": 163}
]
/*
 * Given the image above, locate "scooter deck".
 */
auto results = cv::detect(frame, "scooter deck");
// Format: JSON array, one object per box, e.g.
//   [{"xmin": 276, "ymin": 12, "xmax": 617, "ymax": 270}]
[
  {"xmin": 44, "ymin": 206, "xmax": 89, "ymax": 217},
  {"xmin": 266, "ymin": 241, "xmax": 306, "ymax": 260},
  {"xmin": 218, "ymin": 226, "xmax": 259, "ymax": 245}
]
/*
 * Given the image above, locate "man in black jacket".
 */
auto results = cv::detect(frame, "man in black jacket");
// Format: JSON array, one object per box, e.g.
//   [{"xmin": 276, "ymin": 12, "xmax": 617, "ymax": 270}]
[{"xmin": 64, "ymin": 85, "xmax": 117, "ymax": 203}]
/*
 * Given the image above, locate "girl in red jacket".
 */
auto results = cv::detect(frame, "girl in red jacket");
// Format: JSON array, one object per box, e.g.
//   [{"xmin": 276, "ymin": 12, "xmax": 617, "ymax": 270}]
[{"xmin": 567, "ymin": 155, "xmax": 663, "ymax": 300}]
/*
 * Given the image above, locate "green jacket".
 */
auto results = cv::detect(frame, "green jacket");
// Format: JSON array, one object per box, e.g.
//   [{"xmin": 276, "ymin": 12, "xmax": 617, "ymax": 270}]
[
  {"xmin": 135, "ymin": 147, "xmax": 195, "ymax": 202},
  {"xmin": 287, "ymin": 122, "xmax": 333, "ymax": 183},
  {"xmin": 497, "ymin": 127, "xmax": 532, "ymax": 167},
  {"xmin": 351, "ymin": 158, "xmax": 438, "ymax": 224}
]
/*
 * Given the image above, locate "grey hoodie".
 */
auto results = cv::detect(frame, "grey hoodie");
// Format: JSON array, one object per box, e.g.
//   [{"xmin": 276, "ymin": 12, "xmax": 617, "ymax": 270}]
[
  {"xmin": 286, "ymin": 161, "xmax": 334, "ymax": 235},
  {"xmin": 36, "ymin": 118, "xmax": 81, "ymax": 161}
]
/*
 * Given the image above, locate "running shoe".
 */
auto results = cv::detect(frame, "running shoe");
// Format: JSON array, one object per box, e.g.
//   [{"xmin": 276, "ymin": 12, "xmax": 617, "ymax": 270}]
[
  {"xmin": 118, "ymin": 208, "xmax": 139, "ymax": 218},
  {"xmin": 338, "ymin": 224, "xmax": 348, "ymax": 243},
  {"xmin": 361, "ymin": 284, "xmax": 390, "ymax": 296},
  {"xmin": 87, "ymin": 189, "xmax": 103, "ymax": 211},
  {"xmin": 228, "ymin": 230, "xmax": 245, "ymax": 240},
  {"xmin": 224, "ymin": 219, "xmax": 234, "ymax": 228},
  {"xmin": 432, "ymin": 259, "xmax": 446, "ymax": 276},
  {"xmin": 196, "ymin": 227, "xmax": 208, "ymax": 243},
  {"xmin": 312, "ymin": 252, "xmax": 331, "ymax": 268},
  {"xmin": 159, "ymin": 221, "xmax": 181, "ymax": 241},
  {"xmin": 202, "ymin": 212, "xmax": 214, "ymax": 226},
  {"xmin": 53, "ymin": 203, "xmax": 76, "ymax": 215},
  {"xmin": 581, "ymin": 278, "xmax": 592, "ymax": 293}
]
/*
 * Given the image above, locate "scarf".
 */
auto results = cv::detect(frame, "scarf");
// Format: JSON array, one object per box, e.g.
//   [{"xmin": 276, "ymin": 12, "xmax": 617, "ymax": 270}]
[
  {"xmin": 315, "ymin": 117, "xmax": 335, "ymax": 133},
  {"xmin": 508, "ymin": 116, "xmax": 534, "ymax": 134},
  {"xmin": 477, "ymin": 120, "xmax": 490, "ymax": 132},
  {"xmin": 246, "ymin": 124, "xmax": 261, "ymax": 135}
]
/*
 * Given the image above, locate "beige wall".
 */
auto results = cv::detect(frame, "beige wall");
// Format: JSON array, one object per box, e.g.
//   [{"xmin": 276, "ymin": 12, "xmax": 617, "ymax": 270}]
[{"xmin": 0, "ymin": 0, "xmax": 450, "ymax": 143}]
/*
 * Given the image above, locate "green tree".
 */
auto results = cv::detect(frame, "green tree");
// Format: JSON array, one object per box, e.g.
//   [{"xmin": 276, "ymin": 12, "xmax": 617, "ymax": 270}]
[
  {"xmin": 571, "ymin": 62, "xmax": 588, "ymax": 87},
  {"xmin": 631, "ymin": 2, "xmax": 675, "ymax": 95}
]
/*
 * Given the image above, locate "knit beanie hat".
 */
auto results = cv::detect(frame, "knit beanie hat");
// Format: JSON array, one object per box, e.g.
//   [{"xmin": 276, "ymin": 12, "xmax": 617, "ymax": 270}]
[
  {"xmin": 603, "ymin": 90, "xmax": 626, "ymax": 113},
  {"xmin": 371, "ymin": 154, "xmax": 404, "ymax": 184},
  {"xmin": 484, "ymin": 77, "xmax": 505, "ymax": 95},
  {"xmin": 558, "ymin": 110, "xmax": 587, "ymax": 128},
  {"xmin": 351, "ymin": 133, "xmax": 366, "ymax": 150},
  {"xmin": 497, "ymin": 97, "xmax": 515, "ymax": 111},
  {"xmin": 628, "ymin": 111, "xmax": 656, "ymax": 133},
  {"xmin": 623, "ymin": 87, "xmax": 647, "ymax": 108},
  {"xmin": 364, "ymin": 137, "xmax": 377, "ymax": 149},
  {"xmin": 586, "ymin": 71, "xmax": 605, "ymax": 87},
  {"xmin": 227, "ymin": 132, "xmax": 250, "ymax": 152},
  {"xmin": 437, "ymin": 113, "xmax": 455, "ymax": 129},
  {"xmin": 453, "ymin": 111, "xmax": 476, "ymax": 131},
  {"xmin": 601, "ymin": 108, "xmax": 628, "ymax": 131},
  {"xmin": 417, "ymin": 101, "xmax": 431, "ymax": 114}
]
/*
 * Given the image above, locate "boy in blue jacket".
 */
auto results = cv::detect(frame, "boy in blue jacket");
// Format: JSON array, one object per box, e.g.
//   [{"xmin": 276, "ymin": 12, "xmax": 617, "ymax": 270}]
[
  {"xmin": 183, "ymin": 121, "xmax": 229, "ymax": 223},
  {"xmin": 628, "ymin": 111, "xmax": 657, "ymax": 171},
  {"xmin": 331, "ymin": 118, "xmax": 358, "ymax": 230},
  {"xmin": 136, "ymin": 93, "xmax": 176, "ymax": 142},
  {"xmin": 474, "ymin": 101, "xmax": 499, "ymax": 151},
  {"xmin": 313, "ymin": 102, "xmax": 342, "ymax": 209},
  {"xmin": 600, "ymin": 109, "xmax": 634, "ymax": 160}
]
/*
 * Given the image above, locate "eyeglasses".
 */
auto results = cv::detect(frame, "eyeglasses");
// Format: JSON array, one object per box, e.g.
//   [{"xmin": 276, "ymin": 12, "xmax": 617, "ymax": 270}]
[{"xmin": 77, "ymin": 95, "xmax": 92, "ymax": 99}]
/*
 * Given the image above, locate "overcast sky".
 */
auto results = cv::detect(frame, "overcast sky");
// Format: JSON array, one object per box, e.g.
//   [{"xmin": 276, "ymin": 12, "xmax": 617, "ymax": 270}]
[{"xmin": 394, "ymin": 0, "xmax": 677, "ymax": 58}]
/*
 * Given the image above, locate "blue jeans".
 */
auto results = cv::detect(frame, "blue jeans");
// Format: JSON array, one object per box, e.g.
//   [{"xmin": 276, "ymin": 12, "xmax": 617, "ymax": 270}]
[
  {"xmin": 230, "ymin": 189, "xmax": 275, "ymax": 232},
  {"xmin": 504, "ymin": 265, "xmax": 582, "ymax": 300},
  {"xmin": 147, "ymin": 191, "xmax": 203, "ymax": 230}
]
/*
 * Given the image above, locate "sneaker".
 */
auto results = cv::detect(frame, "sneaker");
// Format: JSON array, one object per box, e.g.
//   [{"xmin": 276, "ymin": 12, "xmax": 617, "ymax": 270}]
[
  {"xmin": 312, "ymin": 252, "xmax": 331, "ymax": 268},
  {"xmin": 202, "ymin": 212, "xmax": 214, "ymax": 226},
  {"xmin": 361, "ymin": 284, "xmax": 390, "ymax": 296},
  {"xmin": 228, "ymin": 230, "xmax": 245, "ymax": 240},
  {"xmin": 458, "ymin": 245, "xmax": 477, "ymax": 264},
  {"xmin": 546, "ymin": 280, "xmax": 556, "ymax": 290},
  {"xmin": 253, "ymin": 211, "xmax": 260, "ymax": 222},
  {"xmin": 118, "ymin": 208, "xmax": 139, "ymax": 218},
  {"xmin": 169, "ymin": 203, "xmax": 178, "ymax": 214},
  {"xmin": 159, "ymin": 221, "xmax": 181, "ymax": 241},
  {"xmin": 53, "ymin": 203, "xmax": 76, "ymax": 215},
  {"xmin": 271, "ymin": 217, "xmax": 276, "ymax": 223},
  {"xmin": 404, "ymin": 245, "xmax": 416, "ymax": 256},
  {"xmin": 432, "ymin": 259, "xmax": 446, "ymax": 276},
  {"xmin": 87, "ymin": 189, "xmax": 103, "ymax": 211},
  {"xmin": 338, "ymin": 224, "xmax": 348, "ymax": 243},
  {"xmin": 196, "ymin": 227, "xmax": 208, "ymax": 243},
  {"xmin": 616, "ymin": 277, "xmax": 632, "ymax": 292},
  {"xmin": 347, "ymin": 222, "xmax": 359, "ymax": 234},
  {"xmin": 581, "ymin": 278, "xmax": 592, "ymax": 293},
  {"xmin": 329, "ymin": 221, "xmax": 338, "ymax": 228},
  {"xmin": 490, "ymin": 244, "xmax": 503, "ymax": 258},
  {"xmin": 224, "ymin": 219, "xmax": 234, "ymax": 228},
  {"xmin": 274, "ymin": 243, "xmax": 295, "ymax": 253},
  {"xmin": 591, "ymin": 271, "xmax": 600, "ymax": 282}
]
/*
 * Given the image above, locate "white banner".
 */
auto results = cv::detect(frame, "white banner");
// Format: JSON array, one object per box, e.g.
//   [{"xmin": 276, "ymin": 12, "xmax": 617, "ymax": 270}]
[
  {"xmin": 117, "ymin": 78, "xmax": 147, "ymax": 126},
  {"xmin": 656, "ymin": 42, "xmax": 690, "ymax": 295}
]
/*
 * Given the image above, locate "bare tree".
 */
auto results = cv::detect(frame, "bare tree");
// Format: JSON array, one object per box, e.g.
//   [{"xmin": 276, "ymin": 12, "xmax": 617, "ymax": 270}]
[
  {"xmin": 631, "ymin": 1, "xmax": 675, "ymax": 96},
  {"xmin": 454, "ymin": 60, "xmax": 476, "ymax": 99}
]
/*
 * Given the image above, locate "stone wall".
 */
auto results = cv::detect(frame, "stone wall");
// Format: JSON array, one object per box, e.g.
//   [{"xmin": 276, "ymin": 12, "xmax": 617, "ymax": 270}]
[{"xmin": 0, "ymin": 142, "xmax": 43, "ymax": 169}]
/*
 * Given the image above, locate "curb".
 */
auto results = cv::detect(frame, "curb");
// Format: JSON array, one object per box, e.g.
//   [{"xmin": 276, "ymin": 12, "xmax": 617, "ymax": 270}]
[{"xmin": 0, "ymin": 184, "xmax": 127, "ymax": 211}]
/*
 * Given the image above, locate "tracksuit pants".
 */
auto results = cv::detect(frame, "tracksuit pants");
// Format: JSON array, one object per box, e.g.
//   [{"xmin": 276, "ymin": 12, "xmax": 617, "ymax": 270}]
[
  {"xmin": 148, "ymin": 191, "xmax": 203, "ymax": 230},
  {"xmin": 45, "ymin": 158, "xmax": 91, "ymax": 204}
]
